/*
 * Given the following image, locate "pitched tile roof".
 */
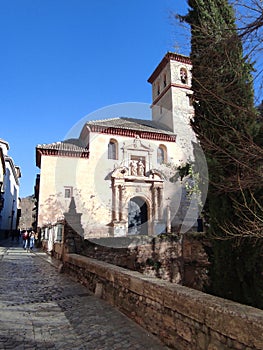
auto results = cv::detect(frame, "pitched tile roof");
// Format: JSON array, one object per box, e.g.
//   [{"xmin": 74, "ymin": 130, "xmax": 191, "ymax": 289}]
[
  {"xmin": 36, "ymin": 139, "xmax": 89, "ymax": 168},
  {"xmin": 36, "ymin": 138, "xmax": 87, "ymax": 151},
  {"xmin": 86, "ymin": 117, "xmax": 175, "ymax": 136},
  {"xmin": 36, "ymin": 117, "xmax": 177, "ymax": 168}
]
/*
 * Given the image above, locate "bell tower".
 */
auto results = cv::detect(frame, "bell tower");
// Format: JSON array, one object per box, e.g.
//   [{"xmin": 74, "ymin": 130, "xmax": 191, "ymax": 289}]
[{"xmin": 148, "ymin": 52, "xmax": 196, "ymax": 160}]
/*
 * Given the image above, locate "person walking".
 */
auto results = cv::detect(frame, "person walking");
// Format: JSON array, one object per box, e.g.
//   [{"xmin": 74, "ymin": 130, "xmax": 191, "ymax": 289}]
[
  {"xmin": 29, "ymin": 230, "xmax": 36, "ymax": 252},
  {"xmin": 22, "ymin": 230, "xmax": 29, "ymax": 250},
  {"xmin": 26, "ymin": 231, "xmax": 31, "ymax": 252}
]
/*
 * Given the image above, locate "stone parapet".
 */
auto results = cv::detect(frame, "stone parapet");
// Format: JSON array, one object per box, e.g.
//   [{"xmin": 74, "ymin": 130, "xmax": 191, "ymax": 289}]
[{"xmin": 63, "ymin": 253, "xmax": 263, "ymax": 350}]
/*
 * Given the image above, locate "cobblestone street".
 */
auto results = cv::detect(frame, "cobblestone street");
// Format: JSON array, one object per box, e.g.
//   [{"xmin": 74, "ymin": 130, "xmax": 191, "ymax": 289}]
[{"xmin": 0, "ymin": 240, "xmax": 169, "ymax": 350}]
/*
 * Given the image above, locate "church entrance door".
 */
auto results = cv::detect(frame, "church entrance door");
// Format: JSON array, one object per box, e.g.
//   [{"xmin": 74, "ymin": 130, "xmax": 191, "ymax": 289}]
[{"xmin": 128, "ymin": 197, "xmax": 148, "ymax": 235}]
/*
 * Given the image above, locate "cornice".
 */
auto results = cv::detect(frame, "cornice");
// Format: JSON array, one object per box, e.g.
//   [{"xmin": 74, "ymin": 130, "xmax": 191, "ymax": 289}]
[
  {"xmin": 5, "ymin": 157, "xmax": 21, "ymax": 185},
  {"xmin": 88, "ymin": 125, "xmax": 176, "ymax": 142},
  {"xmin": 151, "ymin": 83, "xmax": 192, "ymax": 106},
  {"xmin": 36, "ymin": 148, "xmax": 89, "ymax": 168},
  {"xmin": 0, "ymin": 148, "xmax": 6, "ymax": 175},
  {"xmin": 148, "ymin": 52, "xmax": 191, "ymax": 84}
]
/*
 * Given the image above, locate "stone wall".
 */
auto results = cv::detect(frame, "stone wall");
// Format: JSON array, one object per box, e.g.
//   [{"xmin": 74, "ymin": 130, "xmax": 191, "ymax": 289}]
[
  {"xmin": 62, "ymin": 253, "xmax": 263, "ymax": 350},
  {"xmin": 82, "ymin": 233, "xmax": 210, "ymax": 291},
  {"xmin": 42, "ymin": 224, "xmax": 210, "ymax": 291},
  {"xmin": 42, "ymin": 231, "xmax": 209, "ymax": 290}
]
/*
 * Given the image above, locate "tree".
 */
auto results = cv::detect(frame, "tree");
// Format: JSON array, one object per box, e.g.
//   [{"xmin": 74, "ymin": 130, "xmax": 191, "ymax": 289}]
[
  {"xmin": 231, "ymin": 0, "xmax": 263, "ymax": 105},
  {"xmin": 178, "ymin": 0, "xmax": 263, "ymax": 307}
]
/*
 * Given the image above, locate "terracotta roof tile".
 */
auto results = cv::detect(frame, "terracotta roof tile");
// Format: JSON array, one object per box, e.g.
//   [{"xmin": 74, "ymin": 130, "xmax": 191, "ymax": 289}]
[
  {"xmin": 37, "ymin": 138, "xmax": 87, "ymax": 151},
  {"xmin": 86, "ymin": 117, "xmax": 175, "ymax": 135}
]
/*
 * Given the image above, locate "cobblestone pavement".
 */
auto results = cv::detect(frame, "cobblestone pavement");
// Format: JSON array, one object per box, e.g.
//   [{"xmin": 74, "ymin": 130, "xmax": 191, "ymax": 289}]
[{"xmin": 0, "ymin": 240, "xmax": 170, "ymax": 350}]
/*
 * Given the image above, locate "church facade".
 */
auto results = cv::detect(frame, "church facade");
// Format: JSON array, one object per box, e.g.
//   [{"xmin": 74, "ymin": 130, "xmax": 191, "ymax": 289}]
[{"xmin": 36, "ymin": 52, "xmax": 196, "ymax": 239}]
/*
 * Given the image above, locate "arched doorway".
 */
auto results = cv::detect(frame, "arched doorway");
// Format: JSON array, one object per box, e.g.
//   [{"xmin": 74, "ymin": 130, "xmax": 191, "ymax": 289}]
[{"xmin": 128, "ymin": 197, "xmax": 148, "ymax": 235}]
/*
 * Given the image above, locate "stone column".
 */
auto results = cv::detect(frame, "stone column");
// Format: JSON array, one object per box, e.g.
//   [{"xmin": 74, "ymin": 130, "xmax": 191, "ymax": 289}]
[
  {"xmin": 158, "ymin": 187, "xmax": 163, "ymax": 220},
  {"xmin": 118, "ymin": 185, "xmax": 123, "ymax": 221},
  {"xmin": 153, "ymin": 186, "xmax": 158, "ymax": 220},
  {"xmin": 112, "ymin": 184, "xmax": 118, "ymax": 221}
]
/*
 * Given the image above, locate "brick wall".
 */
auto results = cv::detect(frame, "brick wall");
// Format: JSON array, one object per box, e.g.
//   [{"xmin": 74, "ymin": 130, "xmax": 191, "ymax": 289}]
[{"xmin": 62, "ymin": 254, "xmax": 263, "ymax": 350}]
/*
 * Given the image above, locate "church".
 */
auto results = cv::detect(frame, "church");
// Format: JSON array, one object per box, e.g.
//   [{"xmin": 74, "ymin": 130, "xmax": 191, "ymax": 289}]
[{"xmin": 35, "ymin": 52, "xmax": 197, "ymax": 239}]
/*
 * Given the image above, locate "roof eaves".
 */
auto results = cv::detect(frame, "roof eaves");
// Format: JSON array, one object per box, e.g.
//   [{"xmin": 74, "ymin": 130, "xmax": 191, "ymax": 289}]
[{"xmin": 147, "ymin": 52, "xmax": 191, "ymax": 84}]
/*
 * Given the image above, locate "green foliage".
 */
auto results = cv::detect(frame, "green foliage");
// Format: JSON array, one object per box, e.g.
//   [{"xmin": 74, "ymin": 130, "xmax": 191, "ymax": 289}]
[
  {"xmin": 176, "ymin": 162, "xmax": 204, "ymax": 216},
  {"xmin": 184, "ymin": 164, "xmax": 203, "ymax": 209},
  {"xmin": 207, "ymin": 239, "xmax": 263, "ymax": 309},
  {"xmin": 177, "ymin": 162, "xmax": 191, "ymax": 180},
  {"xmin": 180, "ymin": 0, "xmax": 263, "ymax": 308},
  {"xmin": 146, "ymin": 258, "xmax": 161, "ymax": 271}
]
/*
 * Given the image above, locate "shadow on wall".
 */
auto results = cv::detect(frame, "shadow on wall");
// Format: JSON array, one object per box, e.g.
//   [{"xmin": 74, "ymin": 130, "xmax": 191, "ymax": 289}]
[{"xmin": 0, "ymin": 168, "xmax": 18, "ymax": 240}]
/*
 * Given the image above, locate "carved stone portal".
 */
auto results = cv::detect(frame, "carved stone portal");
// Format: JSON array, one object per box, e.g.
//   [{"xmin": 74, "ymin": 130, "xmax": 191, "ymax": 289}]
[{"xmin": 111, "ymin": 166, "xmax": 164, "ymax": 236}]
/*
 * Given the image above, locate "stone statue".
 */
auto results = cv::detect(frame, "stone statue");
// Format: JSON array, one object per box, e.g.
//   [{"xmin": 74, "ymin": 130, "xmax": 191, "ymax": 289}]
[
  {"xmin": 130, "ymin": 160, "xmax": 137, "ymax": 176},
  {"xmin": 137, "ymin": 160, "xmax": 145, "ymax": 176}
]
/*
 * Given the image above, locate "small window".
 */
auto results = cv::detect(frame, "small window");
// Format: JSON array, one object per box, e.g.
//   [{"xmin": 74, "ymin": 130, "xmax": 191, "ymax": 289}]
[
  {"xmin": 187, "ymin": 93, "xmax": 194, "ymax": 106},
  {"xmin": 64, "ymin": 187, "xmax": 72, "ymax": 198},
  {"xmin": 108, "ymin": 139, "xmax": 118, "ymax": 160},
  {"xmin": 157, "ymin": 83, "xmax": 160, "ymax": 95},
  {"xmin": 163, "ymin": 74, "xmax": 167, "ymax": 88},
  {"xmin": 180, "ymin": 68, "xmax": 188, "ymax": 84},
  {"xmin": 157, "ymin": 145, "xmax": 167, "ymax": 164}
]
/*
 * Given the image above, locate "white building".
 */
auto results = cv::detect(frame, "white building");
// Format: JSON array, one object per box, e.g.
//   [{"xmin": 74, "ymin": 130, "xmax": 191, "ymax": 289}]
[
  {"xmin": 36, "ymin": 53, "xmax": 198, "ymax": 239},
  {"xmin": 0, "ymin": 146, "xmax": 5, "ymax": 213},
  {"xmin": 0, "ymin": 139, "xmax": 21, "ymax": 239}
]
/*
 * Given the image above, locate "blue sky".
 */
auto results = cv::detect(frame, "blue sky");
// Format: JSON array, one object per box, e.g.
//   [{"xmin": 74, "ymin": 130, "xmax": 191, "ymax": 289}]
[
  {"xmin": 0, "ymin": 0, "xmax": 190, "ymax": 198},
  {"xmin": 1, "ymin": 1, "xmax": 261, "ymax": 198}
]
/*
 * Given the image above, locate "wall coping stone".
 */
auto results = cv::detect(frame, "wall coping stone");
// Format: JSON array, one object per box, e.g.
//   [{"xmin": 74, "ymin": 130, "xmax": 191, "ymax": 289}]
[{"xmin": 64, "ymin": 253, "xmax": 263, "ymax": 349}]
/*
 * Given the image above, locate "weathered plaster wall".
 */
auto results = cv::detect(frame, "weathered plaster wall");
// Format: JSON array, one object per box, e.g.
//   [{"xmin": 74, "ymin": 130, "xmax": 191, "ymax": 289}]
[{"xmin": 38, "ymin": 133, "xmax": 190, "ymax": 238}]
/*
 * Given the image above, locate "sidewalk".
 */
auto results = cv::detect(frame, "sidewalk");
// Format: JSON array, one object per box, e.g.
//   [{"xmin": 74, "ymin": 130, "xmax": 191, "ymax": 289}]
[{"xmin": 0, "ymin": 239, "xmax": 170, "ymax": 350}]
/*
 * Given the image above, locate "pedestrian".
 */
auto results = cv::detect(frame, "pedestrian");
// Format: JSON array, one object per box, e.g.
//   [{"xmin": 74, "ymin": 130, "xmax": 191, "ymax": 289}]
[
  {"xmin": 22, "ymin": 230, "xmax": 29, "ymax": 250},
  {"xmin": 26, "ymin": 231, "xmax": 31, "ymax": 252},
  {"xmin": 34, "ymin": 231, "xmax": 39, "ymax": 247},
  {"xmin": 29, "ymin": 230, "xmax": 36, "ymax": 251}
]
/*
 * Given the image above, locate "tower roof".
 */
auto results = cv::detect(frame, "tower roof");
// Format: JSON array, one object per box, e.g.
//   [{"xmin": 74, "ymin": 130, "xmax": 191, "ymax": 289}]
[{"xmin": 147, "ymin": 52, "xmax": 191, "ymax": 84}]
